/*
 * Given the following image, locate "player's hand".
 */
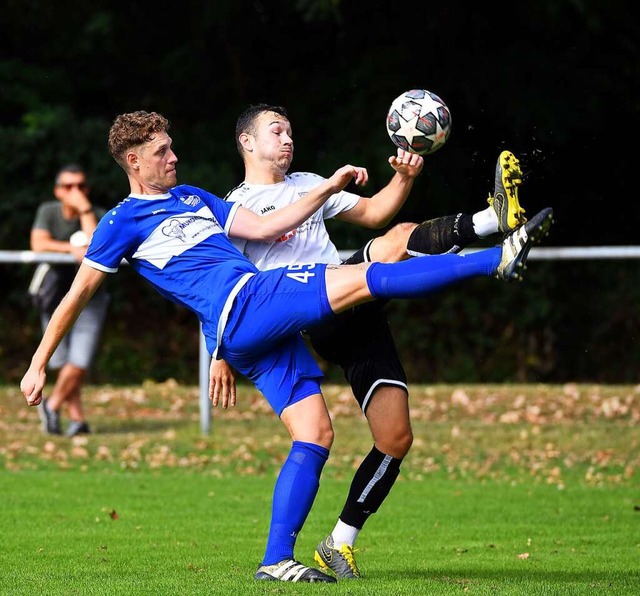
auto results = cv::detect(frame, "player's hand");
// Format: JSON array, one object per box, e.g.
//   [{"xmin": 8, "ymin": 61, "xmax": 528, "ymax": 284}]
[
  {"xmin": 328, "ymin": 165, "xmax": 369, "ymax": 193},
  {"xmin": 389, "ymin": 149, "xmax": 424, "ymax": 178},
  {"xmin": 209, "ymin": 358, "xmax": 236, "ymax": 409},
  {"xmin": 20, "ymin": 366, "xmax": 47, "ymax": 407}
]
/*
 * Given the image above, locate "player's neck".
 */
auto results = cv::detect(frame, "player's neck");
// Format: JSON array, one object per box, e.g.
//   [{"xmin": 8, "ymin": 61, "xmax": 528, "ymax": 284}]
[
  {"xmin": 128, "ymin": 177, "xmax": 170, "ymax": 196},
  {"xmin": 244, "ymin": 164, "xmax": 286, "ymax": 185}
]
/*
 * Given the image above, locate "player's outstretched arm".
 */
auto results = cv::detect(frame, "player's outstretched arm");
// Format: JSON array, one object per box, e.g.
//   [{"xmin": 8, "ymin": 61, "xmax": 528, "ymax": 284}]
[
  {"xmin": 209, "ymin": 358, "xmax": 236, "ymax": 409},
  {"xmin": 20, "ymin": 264, "xmax": 106, "ymax": 406},
  {"xmin": 337, "ymin": 148, "xmax": 423, "ymax": 229},
  {"xmin": 229, "ymin": 164, "xmax": 368, "ymax": 242}
]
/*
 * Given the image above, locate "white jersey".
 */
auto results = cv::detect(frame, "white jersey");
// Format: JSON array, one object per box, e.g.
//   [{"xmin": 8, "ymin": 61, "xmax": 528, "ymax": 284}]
[{"xmin": 225, "ymin": 172, "xmax": 360, "ymax": 270}]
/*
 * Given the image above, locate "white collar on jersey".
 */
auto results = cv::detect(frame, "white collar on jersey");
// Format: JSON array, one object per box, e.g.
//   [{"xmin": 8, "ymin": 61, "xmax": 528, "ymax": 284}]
[{"xmin": 128, "ymin": 192, "xmax": 172, "ymax": 201}]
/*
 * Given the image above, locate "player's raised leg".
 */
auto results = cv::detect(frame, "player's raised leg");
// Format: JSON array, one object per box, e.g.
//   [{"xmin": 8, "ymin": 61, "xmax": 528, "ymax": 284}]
[
  {"xmin": 366, "ymin": 150, "xmax": 529, "ymax": 261},
  {"xmin": 325, "ymin": 207, "xmax": 554, "ymax": 312}
]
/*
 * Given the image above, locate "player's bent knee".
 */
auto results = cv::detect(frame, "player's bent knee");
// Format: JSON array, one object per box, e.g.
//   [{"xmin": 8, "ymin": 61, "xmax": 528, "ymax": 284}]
[
  {"xmin": 392, "ymin": 222, "xmax": 418, "ymax": 235},
  {"xmin": 377, "ymin": 429, "xmax": 413, "ymax": 459},
  {"xmin": 287, "ymin": 419, "xmax": 334, "ymax": 449},
  {"xmin": 386, "ymin": 222, "xmax": 418, "ymax": 244},
  {"xmin": 369, "ymin": 222, "xmax": 417, "ymax": 263},
  {"xmin": 299, "ymin": 425, "xmax": 334, "ymax": 449}
]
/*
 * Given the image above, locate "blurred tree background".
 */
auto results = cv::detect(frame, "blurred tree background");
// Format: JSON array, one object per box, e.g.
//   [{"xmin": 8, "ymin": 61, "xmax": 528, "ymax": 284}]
[{"xmin": 1, "ymin": 0, "xmax": 638, "ymax": 384}]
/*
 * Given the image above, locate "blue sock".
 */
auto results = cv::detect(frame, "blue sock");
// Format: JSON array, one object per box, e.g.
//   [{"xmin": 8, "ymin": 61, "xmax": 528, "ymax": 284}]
[
  {"xmin": 365, "ymin": 248, "xmax": 501, "ymax": 299},
  {"xmin": 262, "ymin": 441, "xmax": 329, "ymax": 566}
]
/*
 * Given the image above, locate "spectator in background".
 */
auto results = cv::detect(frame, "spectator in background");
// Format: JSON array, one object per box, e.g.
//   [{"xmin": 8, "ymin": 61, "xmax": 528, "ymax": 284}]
[{"xmin": 29, "ymin": 164, "xmax": 110, "ymax": 437}]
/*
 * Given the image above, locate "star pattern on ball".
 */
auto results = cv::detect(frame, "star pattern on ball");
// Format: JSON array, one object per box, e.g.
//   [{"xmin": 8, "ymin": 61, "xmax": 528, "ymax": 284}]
[
  {"xmin": 394, "ymin": 112, "xmax": 422, "ymax": 147},
  {"xmin": 386, "ymin": 89, "xmax": 452, "ymax": 155}
]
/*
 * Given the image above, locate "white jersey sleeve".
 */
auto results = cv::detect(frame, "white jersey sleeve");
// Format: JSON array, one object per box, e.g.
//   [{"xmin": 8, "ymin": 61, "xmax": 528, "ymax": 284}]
[{"xmin": 224, "ymin": 172, "xmax": 359, "ymax": 270}]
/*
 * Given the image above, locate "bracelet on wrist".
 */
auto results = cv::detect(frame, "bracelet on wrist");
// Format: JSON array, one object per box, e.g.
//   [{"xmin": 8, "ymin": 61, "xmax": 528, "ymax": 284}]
[{"xmin": 79, "ymin": 208, "xmax": 93, "ymax": 215}]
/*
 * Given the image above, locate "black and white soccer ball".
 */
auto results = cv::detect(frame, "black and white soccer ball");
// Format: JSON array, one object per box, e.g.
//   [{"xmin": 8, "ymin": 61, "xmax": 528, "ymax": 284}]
[{"xmin": 386, "ymin": 89, "xmax": 452, "ymax": 155}]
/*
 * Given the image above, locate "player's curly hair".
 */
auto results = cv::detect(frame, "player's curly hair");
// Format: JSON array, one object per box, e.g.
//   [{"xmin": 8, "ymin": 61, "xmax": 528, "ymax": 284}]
[
  {"xmin": 108, "ymin": 111, "xmax": 170, "ymax": 170},
  {"xmin": 235, "ymin": 104, "xmax": 289, "ymax": 156}
]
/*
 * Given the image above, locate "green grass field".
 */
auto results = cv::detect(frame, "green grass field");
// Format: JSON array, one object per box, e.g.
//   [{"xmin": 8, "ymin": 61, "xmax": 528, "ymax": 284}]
[{"xmin": 1, "ymin": 383, "xmax": 638, "ymax": 595}]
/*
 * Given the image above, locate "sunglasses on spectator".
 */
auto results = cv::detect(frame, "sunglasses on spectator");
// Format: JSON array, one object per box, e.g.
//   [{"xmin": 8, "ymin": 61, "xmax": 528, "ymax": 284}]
[{"xmin": 57, "ymin": 182, "xmax": 88, "ymax": 191}]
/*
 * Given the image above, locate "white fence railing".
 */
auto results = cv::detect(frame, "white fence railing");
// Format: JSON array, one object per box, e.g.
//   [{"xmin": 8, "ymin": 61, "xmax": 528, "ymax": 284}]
[{"xmin": 4, "ymin": 246, "xmax": 638, "ymax": 434}]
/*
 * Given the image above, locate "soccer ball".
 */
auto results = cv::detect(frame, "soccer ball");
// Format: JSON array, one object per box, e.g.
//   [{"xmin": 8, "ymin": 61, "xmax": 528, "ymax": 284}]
[{"xmin": 386, "ymin": 89, "xmax": 452, "ymax": 155}]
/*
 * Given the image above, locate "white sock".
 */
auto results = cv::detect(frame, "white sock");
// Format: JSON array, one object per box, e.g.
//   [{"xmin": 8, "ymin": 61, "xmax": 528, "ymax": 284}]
[
  {"xmin": 472, "ymin": 205, "xmax": 499, "ymax": 238},
  {"xmin": 331, "ymin": 519, "xmax": 360, "ymax": 548}
]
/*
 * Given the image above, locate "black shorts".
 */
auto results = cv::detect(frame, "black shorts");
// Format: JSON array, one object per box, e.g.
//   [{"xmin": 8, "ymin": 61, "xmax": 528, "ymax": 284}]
[{"xmin": 305, "ymin": 245, "xmax": 408, "ymax": 411}]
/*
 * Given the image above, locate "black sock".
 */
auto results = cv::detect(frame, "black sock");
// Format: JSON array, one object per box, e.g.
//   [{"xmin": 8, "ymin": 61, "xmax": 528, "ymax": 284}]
[
  {"xmin": 407, "ymin": 213, "xmax": 476, "ymax": 256},
  {"xmin": 339, "ymin": 446, "xmax": 402, "ymax": 529}
]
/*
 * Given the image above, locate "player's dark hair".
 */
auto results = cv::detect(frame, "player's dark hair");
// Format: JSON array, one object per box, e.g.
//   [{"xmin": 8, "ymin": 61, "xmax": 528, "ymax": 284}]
[
  {"xmin": 235, "ymin": 104, "xmax": 289, "ymax": 155},
  {"xmin": 108, "ymin": 111, "xmax": 170, "ymax": 170}
]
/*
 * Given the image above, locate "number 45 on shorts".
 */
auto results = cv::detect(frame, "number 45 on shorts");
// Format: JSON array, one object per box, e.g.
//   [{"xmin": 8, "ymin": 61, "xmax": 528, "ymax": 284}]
[{"xmin": 286, "ymin": 264, "xmax": 316, "ymax": 284}]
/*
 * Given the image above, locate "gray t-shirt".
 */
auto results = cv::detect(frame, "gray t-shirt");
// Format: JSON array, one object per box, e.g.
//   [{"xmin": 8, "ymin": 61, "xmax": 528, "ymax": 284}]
[
  {"xmin": 32, "ymin": 201, "xmax": 107, "ymax": 240},
  {"xmin": 31, "ymin": 201, "xmax": 109, "ymax": 302}
]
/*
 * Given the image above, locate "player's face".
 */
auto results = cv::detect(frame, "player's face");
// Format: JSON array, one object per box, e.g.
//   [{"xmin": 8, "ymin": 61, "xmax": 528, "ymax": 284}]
[
  {"xmin": 135, "ymin": 131, "xmax": 178, "ymax": 192},
  {"xmin": 251, "ymin": 111, "xmax": 294, "ymax": 171}
]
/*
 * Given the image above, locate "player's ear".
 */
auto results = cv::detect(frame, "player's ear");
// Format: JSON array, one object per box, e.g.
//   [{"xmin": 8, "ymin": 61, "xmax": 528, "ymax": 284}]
[
  {"xmin": 239, "ymin": 133, "xmax": 253, "ymax": 153},
  {"xmin": 126, "ymin": 151, "xmax": 140, "ymax": 170}
]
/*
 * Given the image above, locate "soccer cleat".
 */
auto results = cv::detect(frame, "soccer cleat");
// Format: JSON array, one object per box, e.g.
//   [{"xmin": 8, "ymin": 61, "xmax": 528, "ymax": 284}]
[
  {"xmin": 38, "ymin": 397, "xmax": 62, "ymax": 435},
  {"xmin": 314, "ymin": 534, "xmax": 361, "ymax": 579},
  {"xmin": 488, "ymin": 150, "xmax": 527, "ymax": 233},
  {"xmin": 65, "ymin": 421, "xmax": 91, "ymax": 438},
  {"xmin": 254, "ymin": 559, "xmax": 337, "ymax": 583},
  {"xmin": 495, "ymin": 207, "xmax": 554, "ymax": 281}
]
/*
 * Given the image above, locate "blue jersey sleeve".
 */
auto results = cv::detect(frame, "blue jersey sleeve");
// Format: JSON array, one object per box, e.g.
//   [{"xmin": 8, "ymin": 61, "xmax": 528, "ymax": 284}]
[{"xmin": 84, "ymin": 201, "xmax": 138, "ymax": 272}]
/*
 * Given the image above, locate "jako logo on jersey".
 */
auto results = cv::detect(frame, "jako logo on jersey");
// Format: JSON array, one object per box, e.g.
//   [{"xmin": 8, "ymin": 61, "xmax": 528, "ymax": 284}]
[
  {"xmin": 260, "ymin": 205, "xmax": 275, "ymax": 214},
  {"xmin": 180, "ymin": 195, "xmax": 201, "ymax": 207}
]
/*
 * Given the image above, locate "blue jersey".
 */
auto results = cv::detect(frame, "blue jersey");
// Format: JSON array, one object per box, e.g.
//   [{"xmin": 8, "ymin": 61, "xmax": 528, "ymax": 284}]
[{"xmin": 84, "ymin": 184, "xmax": 258, "ymax": 356}]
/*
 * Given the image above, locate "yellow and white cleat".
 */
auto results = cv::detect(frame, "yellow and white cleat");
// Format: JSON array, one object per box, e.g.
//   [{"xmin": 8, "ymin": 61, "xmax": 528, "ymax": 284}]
[
  {"xmin": 314, "ymin": 534, "xmax": 361, "ymax": 579},
  {"xmin": 488, "ymin": 150, "xmax": 527, "ymax": 233}
]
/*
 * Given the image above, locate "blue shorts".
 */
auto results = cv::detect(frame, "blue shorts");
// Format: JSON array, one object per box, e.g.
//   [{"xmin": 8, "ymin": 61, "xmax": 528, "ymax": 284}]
[
  {"xmin": 218, "ymin": 263, "xmax": 333, "ymax": 415},
  {"xmin": 42, "ymin": 291, "xmax": 110, "ymax": 370}
]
